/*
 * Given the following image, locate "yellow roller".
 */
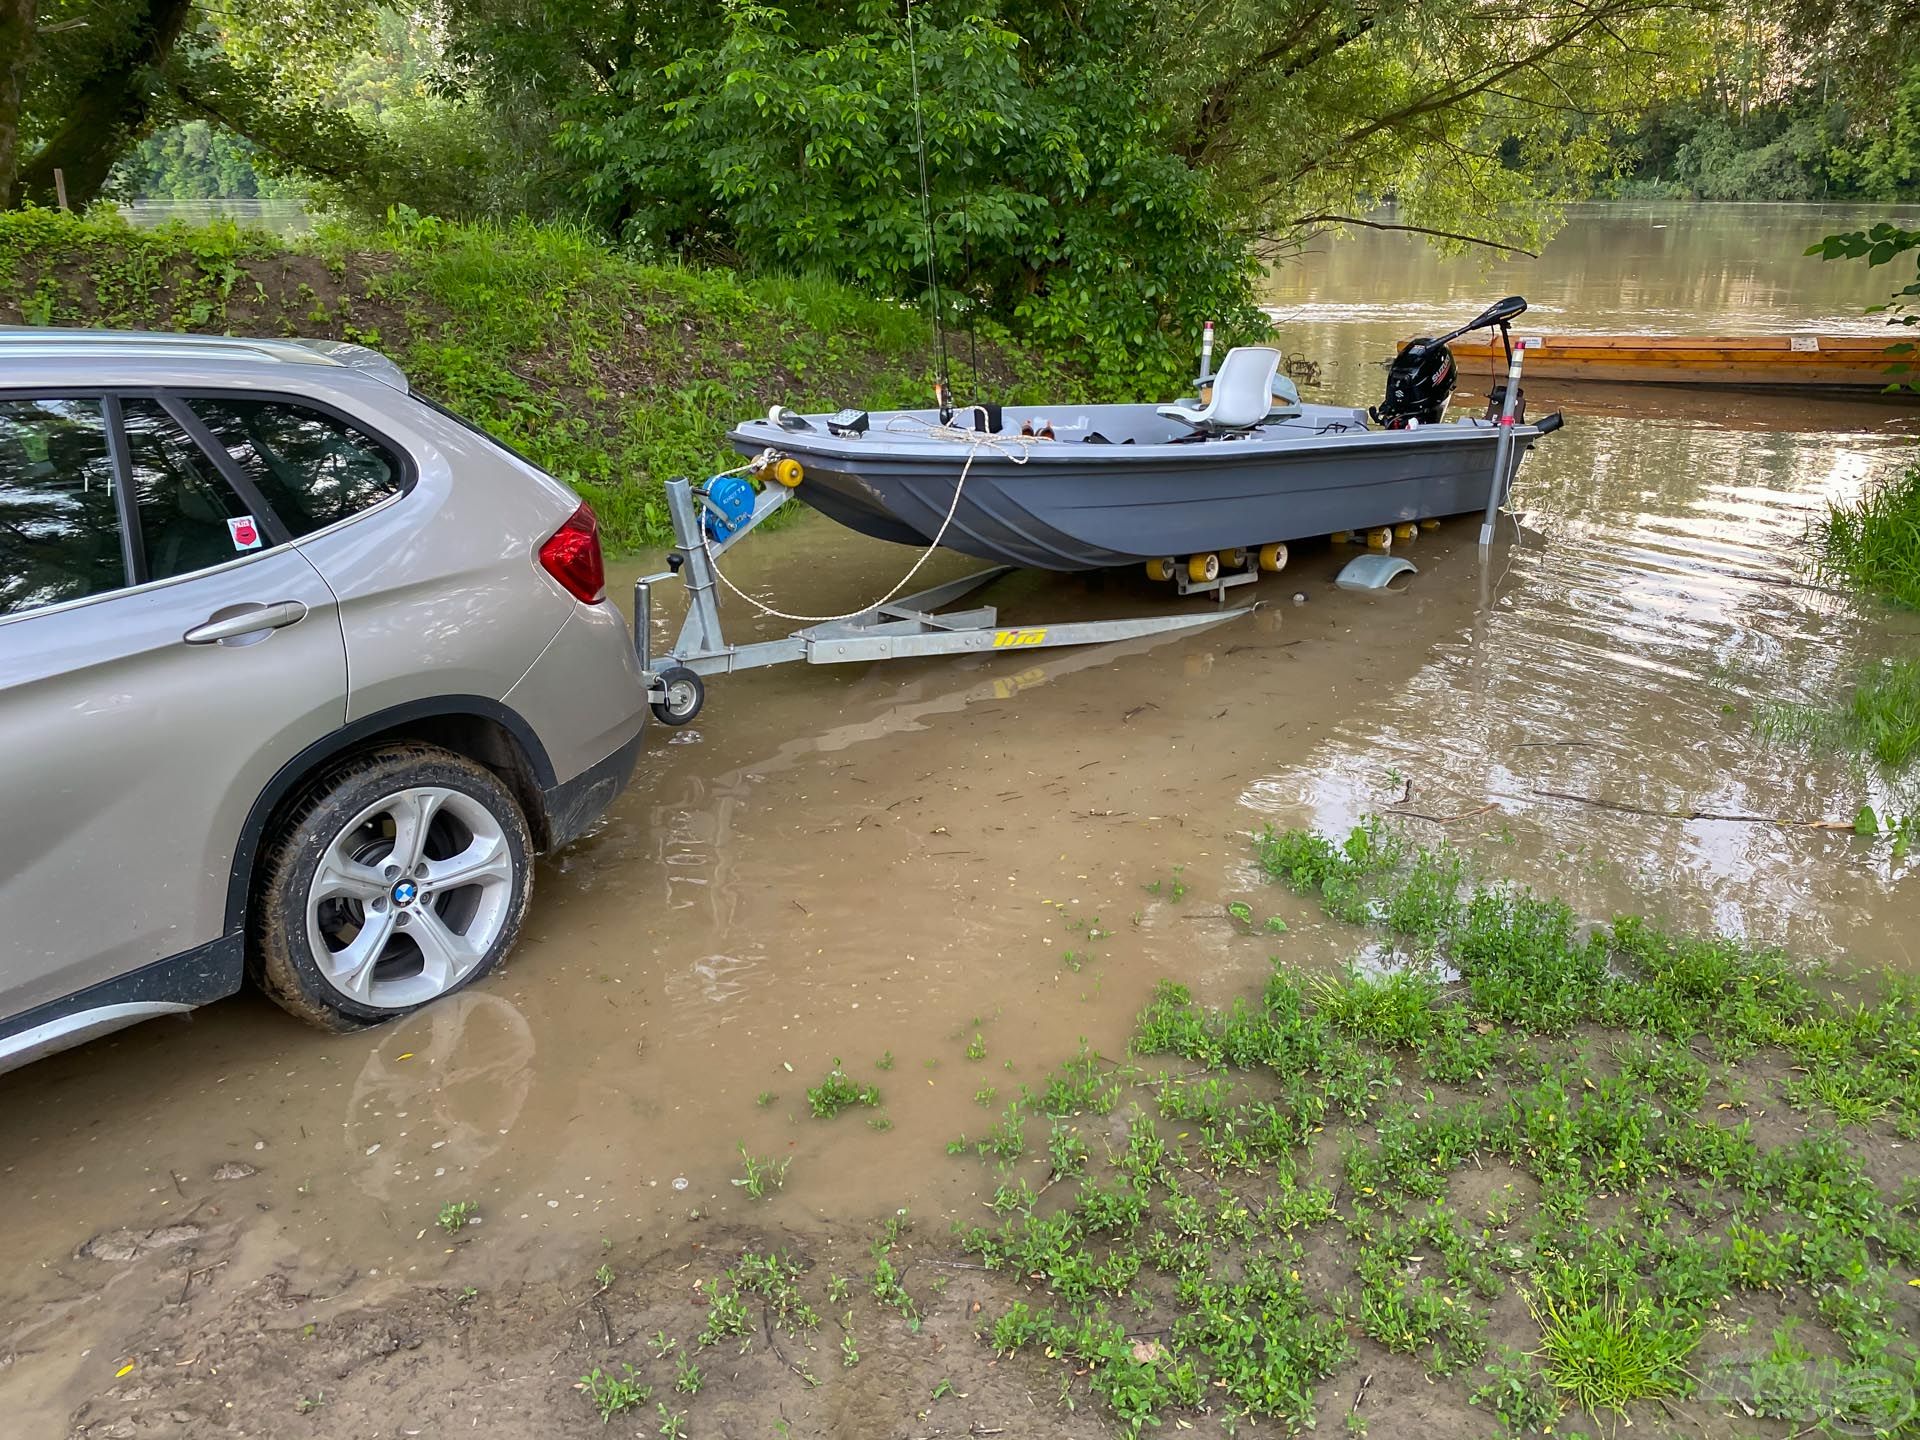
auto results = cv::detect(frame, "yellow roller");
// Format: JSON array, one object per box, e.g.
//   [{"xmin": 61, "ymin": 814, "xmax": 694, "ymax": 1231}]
[
  {"xmin": 772, "ymin": 456, "xmax": 805, "ymax": 487},
  {"xmin": 1366, "ymin": 527, "xmax": 1393, "ymax": 552},
  {"xmin": 1219, "ymin": 547, "xmax": 1247, "ymax": 569},
  {"xmin": 1187, "ymin": 552, "xmax": 1220, "ymax": 583},
  {"xmin": 1420, "ymin": 518, "xmax": 1441, "ymax": 531},
  {"xmin": 1258, "ymin": 542, "xmax": 1289, "ymax": 573},
  {"xmin": 1394, "ymin": 522, "xmax": 1418, "ymax": 542},
  {"xmin": 1144, "ymin": 557, "xmax": 1175, "ymax": 582},
  {"xmin": 1331, "ymin": 530, "xmax": 1351, "ymax": 545}
]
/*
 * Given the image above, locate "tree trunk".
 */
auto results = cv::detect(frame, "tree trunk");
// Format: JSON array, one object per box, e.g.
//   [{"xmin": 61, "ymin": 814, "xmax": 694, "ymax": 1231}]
[
  {"xmin": 16, "ymin": 0, "xmax": 194, "ymax": 208},
  {"xmin": 0, "ymin": 0, "xmax": 36, "ymax": 209}
]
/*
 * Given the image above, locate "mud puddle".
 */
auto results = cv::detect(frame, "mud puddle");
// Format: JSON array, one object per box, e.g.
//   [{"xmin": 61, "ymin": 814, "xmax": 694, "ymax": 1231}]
[{"xmin": 8, "ymin": 226, "xmax": 1920, "ymax": 1433}]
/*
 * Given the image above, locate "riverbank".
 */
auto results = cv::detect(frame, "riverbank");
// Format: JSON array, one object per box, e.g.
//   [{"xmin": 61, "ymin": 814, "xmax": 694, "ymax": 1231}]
[
  {"xmin": 50, "ymin": 825, "xmax": 1920, "ymax": 1439},
  {"xmin": 0, "ymin": 208, "xmax": 1078, "ymax": 553}
]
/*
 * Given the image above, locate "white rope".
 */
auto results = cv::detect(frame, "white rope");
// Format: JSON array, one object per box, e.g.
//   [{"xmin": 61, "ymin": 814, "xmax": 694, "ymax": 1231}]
[{"xmin": 702, "ymin": 421, "xmax": 1047, "ymax": 625}]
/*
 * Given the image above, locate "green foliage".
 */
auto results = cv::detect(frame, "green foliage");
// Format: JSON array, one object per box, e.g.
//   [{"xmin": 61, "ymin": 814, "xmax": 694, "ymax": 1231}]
[
  {"xmin": 968, "ymin": 826, "xmax": 1920, "ymax": 1436},
  {"xmin": 806, "ymin": 1059, "xmax": 882, "ymax": 1119},
  {"xmin": 0, "ymin": 208, "xmax": 1076, "ymax": 554},
  {"xmin": 733, "ymin": 1144, "xmax": 792, "ymax": 1199},
  {"xmin": 1525, "ymin": 1283, "xmax": 1700, "ymax": 1414},
  {"xmin": 1812, "ymin": 468, "xmax": 1920, "ymax": 612},
  {"xmin": 578, "ymin": 1363, "xmax": 649, "ymax": 1421},
  {"xmin": 1810, "ymin": 222, "xmax": 1920, "ymax": 394}
]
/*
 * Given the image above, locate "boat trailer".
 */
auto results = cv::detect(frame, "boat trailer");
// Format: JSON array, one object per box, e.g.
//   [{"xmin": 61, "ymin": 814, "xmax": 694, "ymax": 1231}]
[{"xmin": 632, "ymin": 472, "xmax": 1248, "ymax": 726}]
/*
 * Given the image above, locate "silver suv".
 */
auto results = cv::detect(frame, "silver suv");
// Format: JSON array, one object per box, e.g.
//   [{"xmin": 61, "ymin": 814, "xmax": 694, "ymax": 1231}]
[{"xmin": 0, "ymin": 329, "xmax": 651, "ymax": 1070}]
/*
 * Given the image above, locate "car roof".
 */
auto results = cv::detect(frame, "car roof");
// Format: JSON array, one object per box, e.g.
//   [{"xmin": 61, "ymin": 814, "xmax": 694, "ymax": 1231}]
[{"xmin": 0, "ymin": 327, "xmax": 410, "ymax": 393}]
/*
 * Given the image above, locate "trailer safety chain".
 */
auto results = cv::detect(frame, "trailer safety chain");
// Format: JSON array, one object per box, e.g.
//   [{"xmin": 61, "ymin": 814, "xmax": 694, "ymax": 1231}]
[{"xmin": 700, "ymin": 421, "xmax": 1047, "ymax": 625}]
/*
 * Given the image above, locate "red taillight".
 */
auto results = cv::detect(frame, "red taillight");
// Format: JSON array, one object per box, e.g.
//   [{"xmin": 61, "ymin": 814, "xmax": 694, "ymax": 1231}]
[{"xmin": 538, "ymin": 502, "xmax": 606, "ymax": 604}]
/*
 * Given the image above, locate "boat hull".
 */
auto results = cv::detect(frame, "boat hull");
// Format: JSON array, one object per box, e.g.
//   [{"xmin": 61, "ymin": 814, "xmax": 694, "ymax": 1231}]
[{"xmin": 729, "ymin": 405, "xmax": 1540, "ymax": 572}]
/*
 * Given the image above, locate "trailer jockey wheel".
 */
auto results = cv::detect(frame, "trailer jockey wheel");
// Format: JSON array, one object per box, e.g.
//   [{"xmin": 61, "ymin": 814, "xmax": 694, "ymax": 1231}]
[{"xmin": 650, "ymin": 666, "xmax": 706, "ymax": 725}]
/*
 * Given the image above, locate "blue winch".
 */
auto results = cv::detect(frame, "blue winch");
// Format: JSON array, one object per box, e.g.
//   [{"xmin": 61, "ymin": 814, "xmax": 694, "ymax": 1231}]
[{"xmin": 699, "ymin": 474, "xmax": 757, "ymax": 542}]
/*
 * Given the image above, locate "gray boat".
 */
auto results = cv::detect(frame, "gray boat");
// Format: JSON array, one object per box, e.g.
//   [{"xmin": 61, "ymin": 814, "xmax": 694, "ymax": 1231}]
[{"xmin": 725, "ymin": 297, "xmax": 1562, "ymax": 575}]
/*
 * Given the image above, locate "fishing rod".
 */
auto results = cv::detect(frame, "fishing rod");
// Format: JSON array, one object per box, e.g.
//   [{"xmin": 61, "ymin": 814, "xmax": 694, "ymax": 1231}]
[{"xmin": 903, "ymin": 0, "xmax": 954, "ymax": 423}]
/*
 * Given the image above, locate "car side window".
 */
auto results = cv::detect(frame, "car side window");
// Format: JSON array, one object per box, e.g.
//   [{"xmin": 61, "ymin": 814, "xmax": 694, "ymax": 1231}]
[
  {"xmin": 190, "ymin": 397, "xmax": 403, "ymax": 538},
  {"xmin": 0, "ymin": 397, "xmax": 126, "ymax": 618},
  {"xmin": 119, "ymin": 398, "xmax": 260, "ymax": 583}
]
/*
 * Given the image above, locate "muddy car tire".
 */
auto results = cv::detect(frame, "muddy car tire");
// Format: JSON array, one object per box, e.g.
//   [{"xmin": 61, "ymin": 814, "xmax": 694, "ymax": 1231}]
[{"xmin": 251, "ymin": 744, "xmax": 533, "ymax": 1031}]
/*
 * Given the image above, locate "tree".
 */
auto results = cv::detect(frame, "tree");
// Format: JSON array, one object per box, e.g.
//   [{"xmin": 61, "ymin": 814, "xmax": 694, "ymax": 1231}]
[
  {"xmin": 435, "ymin": 0, "xmax": 1711, "ymax": 388},
  {"xmin": 4, "ymin": 0, "xmax": 388, "ymax": 211},
  {"xmin": 0, "ymin": 0, "xmax": 32, "ymax": 208}
]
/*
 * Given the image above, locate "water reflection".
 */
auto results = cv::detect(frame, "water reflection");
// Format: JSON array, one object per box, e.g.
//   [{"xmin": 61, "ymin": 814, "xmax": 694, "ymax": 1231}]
[
  {"xmin": 1241, "ymin": 409, "xmax": 1919, "ymax": 949},
  {"xmin": 344, "ymin": 991, "xmax": 535, "ymax": 1203}
]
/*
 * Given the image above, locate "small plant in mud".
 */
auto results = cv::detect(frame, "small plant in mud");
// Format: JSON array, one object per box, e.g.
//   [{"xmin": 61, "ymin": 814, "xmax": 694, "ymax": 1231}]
[
  {"xmin": 1144, "ymin": 865, "xmax": 1188, "ymax": 901},
  {"xmin": 806, "ymin": 1058, "xmax": 882, "ymax": 1118},
  {"xmin": 1470, "ymin": 1348, "xmax": 1563, "ymax": 1437},
  {"xmin": 733, "ymin": 1143, "xmax": 792, "ymax": 1200},
  {"xmin": 646, "ymin": 1330, "xmax": 676, "ymax": 1359},
  {"xmin": 876, "ymin": 1050, "xmax": 895, "ymax": 1070},
  {"xmin": 698, "ymin": 1282, "xmax": 754, "ymax": 1348},
  {"xmin": 673, "ymin": 1355, "xmax": 703, "ymax": 1395},
  {"xmin": 755, "ymin": 1089, "xmax": 776, "ymax": 1107},
  {"xmin": 436, "ymin": 1200, "xmax": 477, "ymax": 1234},
  {"xmin": 966, "ymin": 1031, "xmax": 988, "ymax": 1061},
  {"xmin": 656, "ymin": 1401, "xmax": 688, "ymax": 1438},
  {"xmin": 842, "ymin": 1330, "xmax": 861, "ymax": 1367},
  {"xmin": 593, "ymin": 1263, "xmax": 615, "ymax": 1290},
  {"xmin": 578, "ymin": 1363, "xmax": 649, "ymax": 1422}
]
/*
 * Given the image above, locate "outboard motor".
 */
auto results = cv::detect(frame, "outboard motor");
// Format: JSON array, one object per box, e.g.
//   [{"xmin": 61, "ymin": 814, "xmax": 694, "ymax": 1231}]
[
  {"xmin": 1374, "ymin": 339, "xmax": 1456, "ymax": 428},
  {"xmin": 1372, "ymin": 295, "xmax": 1528, "ymax": 429}
]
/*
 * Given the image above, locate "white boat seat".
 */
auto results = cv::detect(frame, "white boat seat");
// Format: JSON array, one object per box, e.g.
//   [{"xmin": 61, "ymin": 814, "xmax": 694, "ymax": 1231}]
[{"xmin": 1158, "ymin": 346, "xmax": 1284, "ymax": 434}]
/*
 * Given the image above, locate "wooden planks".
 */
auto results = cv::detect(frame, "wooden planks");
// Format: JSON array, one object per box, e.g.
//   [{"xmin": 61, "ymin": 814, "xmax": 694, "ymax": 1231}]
[{"xmin": 1427, "ymin": 333, "xmax": 1913, "ymax": 391}]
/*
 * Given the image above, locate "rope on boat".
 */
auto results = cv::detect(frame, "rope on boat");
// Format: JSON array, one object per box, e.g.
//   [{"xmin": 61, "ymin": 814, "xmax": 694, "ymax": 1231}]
[{"xmin": 701, "ymin": 421, "xmax": 1046, "ymax": 625}]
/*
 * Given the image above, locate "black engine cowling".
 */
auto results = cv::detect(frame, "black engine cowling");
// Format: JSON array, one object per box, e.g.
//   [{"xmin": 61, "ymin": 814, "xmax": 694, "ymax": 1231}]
[{"xmin": 1372, "ymin": 339, "xmax": 1457, "ymax": 428}]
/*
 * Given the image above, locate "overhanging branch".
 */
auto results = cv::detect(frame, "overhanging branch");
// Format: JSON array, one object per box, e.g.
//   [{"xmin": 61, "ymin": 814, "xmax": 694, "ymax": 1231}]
[{"xmin": 1286, "ymin": 212, "xmax": 1540, "ymax": 257}]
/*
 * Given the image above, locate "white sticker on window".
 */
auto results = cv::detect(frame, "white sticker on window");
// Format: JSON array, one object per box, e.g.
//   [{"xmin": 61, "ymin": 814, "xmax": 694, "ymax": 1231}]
[{"xmin": 228, "ymin": 515, "xmax": 263, "ymax": 551}]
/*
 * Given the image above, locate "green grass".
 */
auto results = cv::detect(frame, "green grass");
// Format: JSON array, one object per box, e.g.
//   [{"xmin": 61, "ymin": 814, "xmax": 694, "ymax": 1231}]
[
  {"xmin": 1761, "ymin": 656, "xmax": 1920, "ymax": 776},
  {"xmin": 0, "ymin": 207, "xmax": 1084, "ymax": 554},
  {"xmin": 1817, "ymin": 466, "xmax": 1920, "ymax": 611},
  {"xmin": 942, "ymin": 823, "xmax": 1920, "ymax": 1437}
]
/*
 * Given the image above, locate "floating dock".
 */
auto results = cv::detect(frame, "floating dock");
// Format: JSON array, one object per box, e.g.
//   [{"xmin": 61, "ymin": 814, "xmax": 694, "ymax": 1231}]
[{"xmin": 1430, "ymin": 333, "xmax": 1912, "ymax": 393}]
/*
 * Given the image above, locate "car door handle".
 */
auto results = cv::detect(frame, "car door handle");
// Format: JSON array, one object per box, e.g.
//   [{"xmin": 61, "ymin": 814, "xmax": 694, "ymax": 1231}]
[{"xmin": 183, "ymin": 600, "xmax": 310, "ymax": 644}]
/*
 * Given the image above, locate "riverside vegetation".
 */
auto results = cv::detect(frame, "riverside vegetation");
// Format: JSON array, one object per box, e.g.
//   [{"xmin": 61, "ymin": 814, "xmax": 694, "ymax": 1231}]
[
  {"xmin": 1759, "ymin": 465, "xmax": 1920, "ymax": 853},
  {"xmin": 547, "ymin": 822, "xmax": 1918, "ymax": 1438},
  {"xmin": 0, "ymin": 206, "xmax": 1077, "ymax": 553}
]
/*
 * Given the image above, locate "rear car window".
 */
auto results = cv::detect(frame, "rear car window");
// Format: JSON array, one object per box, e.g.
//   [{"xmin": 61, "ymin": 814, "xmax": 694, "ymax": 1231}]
[
  {"xmin": 190, "ymin": 397, "xmax": 403, "ymax": 538},
  {"xmin": 0, "ymin": 398, "xmax": 125, "ymax": 617},
  {"xmin": 119, "ymin": 398, "xmax": 257, "ymax": 582}
]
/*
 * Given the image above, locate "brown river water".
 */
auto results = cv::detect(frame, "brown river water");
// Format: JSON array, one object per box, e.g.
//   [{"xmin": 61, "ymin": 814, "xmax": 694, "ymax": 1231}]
[{"xmin": 4, "ymin": 202, "xmax": 1919, "ymax": 1428}]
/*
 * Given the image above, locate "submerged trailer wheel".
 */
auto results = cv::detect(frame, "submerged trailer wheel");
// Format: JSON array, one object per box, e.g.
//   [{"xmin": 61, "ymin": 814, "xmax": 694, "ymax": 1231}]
[
  {"xmin": 1187, "ymin": 553, "xmax": 1220, "ymax": 583},
  {"xmin": 1144, "ymin": 557, "xmax": 1176, "ymax": 582},
  {"xmin": 650, "ymin": 666, "xmax": 706, "ymax": 725},
  {"xmin": 1258, "ymin": 542, "xmax": 1289, "ymax": 573}
]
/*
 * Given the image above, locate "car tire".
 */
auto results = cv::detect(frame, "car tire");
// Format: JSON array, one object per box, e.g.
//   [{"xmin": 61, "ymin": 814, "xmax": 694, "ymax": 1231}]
[{"xmin": 251, "ymin": 743, "xmax": 533, "ymax": 1031}]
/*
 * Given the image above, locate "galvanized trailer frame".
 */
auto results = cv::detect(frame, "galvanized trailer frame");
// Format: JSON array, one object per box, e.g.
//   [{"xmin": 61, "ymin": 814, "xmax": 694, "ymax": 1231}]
[{"xmin": 632, "ymin": 475, "xmax": 1246, "ymax": 724}]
